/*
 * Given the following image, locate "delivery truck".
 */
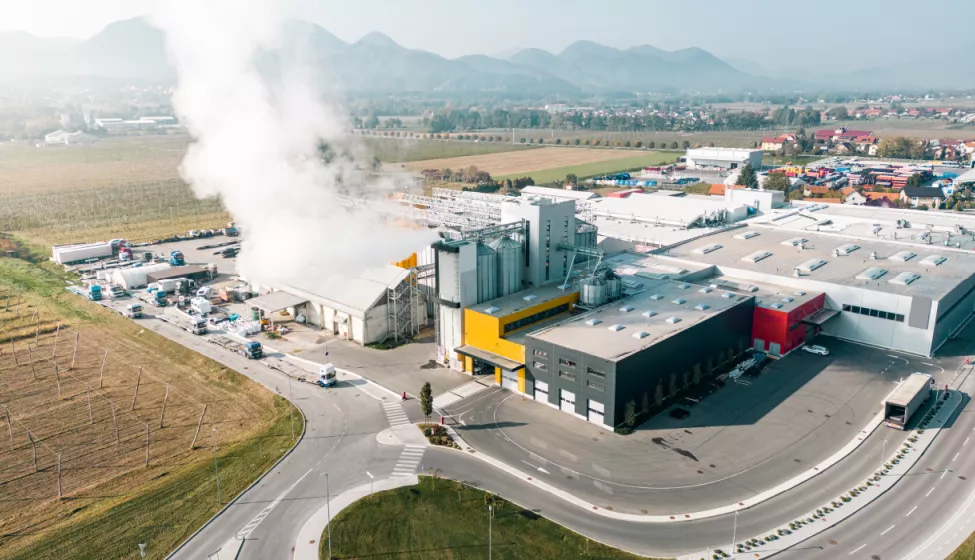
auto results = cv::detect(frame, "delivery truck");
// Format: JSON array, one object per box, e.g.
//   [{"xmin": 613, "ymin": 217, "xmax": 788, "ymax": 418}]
[
  {"xmin": 173, "ymin": 309, "xmax": 207, "ymax": 335},
  {"xmin": 210, "ymin": 335, "xmax": 263, "ymax": 359},
  {"xmin": 884, "ymin": 373, "xmax": 932, "ymax": 430}
]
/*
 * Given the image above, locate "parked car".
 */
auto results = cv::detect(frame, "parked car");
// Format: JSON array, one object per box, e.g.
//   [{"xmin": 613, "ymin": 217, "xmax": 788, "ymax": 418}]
[
  {"xmin": 220, "ymin": 247, "xmax": 239, "ymax": 258},
  {"xmin": 803, "ymin": 345, "xmax": 830, "ymax": 356},
  {"xmin": 670, "ymin": 408, "xmax": 690, "ymax": 420}
]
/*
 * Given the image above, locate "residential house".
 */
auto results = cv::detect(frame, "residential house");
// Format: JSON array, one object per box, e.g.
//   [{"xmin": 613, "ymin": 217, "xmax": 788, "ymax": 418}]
[
  {"xmin": 865, "ymin": 196, "xmax": 898, "ymax": 208},
  {"xmin": 841, "ymin": 187, "xmax": 866, "ymax": 205},
  {"xmin": 853, "ymin": 135, "xmax": 880, "ymax": 156},
  {"xmin": 815, "ymin": 128, "xmax": 873, "ymax": 145},
  {"xmin": 900, "ymin": 186, "xmax": 945, "ymax": 208},
  {"xmin": 864, "ymin": 192, "xmax": 901, "ymax": 204},
  {"xmin": 708, "ymin": 184, "xmax": 727, "ymax": 196},
  {"xmin": 804, "ymin": 185, "xmax": 833, "ymax": 197},
  {"xmin": 761, "ymin": 134, "xmax": 796, "ymax": 152},
  {"xmin": 43, "ymin": 130, "xmax": 97, "ymax": 145}
]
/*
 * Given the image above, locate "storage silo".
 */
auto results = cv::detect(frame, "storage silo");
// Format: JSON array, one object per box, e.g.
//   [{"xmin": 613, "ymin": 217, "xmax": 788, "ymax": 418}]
[
  {"xmin": 489, "ymin": 236, "xmax": 523, "ymax": 297},
  {"xmin": 575, "ymin": 222, "xmax": 597, "ymax": 249},
  {"xmin": 476, "ymin": 242, "xmax": 499, "ymax": 303},
  {"xmin": 605, "ymin": 273, "xmax": 623, "ymax": 301},
  {"xmin": 580, "ymin": 276, "xmax": 606, "ymax": 307}
]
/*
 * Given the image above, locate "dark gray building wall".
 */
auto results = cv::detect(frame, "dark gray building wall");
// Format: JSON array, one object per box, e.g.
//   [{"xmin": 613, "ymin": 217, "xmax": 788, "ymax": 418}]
[
  {"xmin": 525, "ymin": 297, "xmax": 755, "ymax": 426},
  {"xmin": 612, "ymin": 298, "xmax": 755, "ymax": 425},
  {"xmin": 931, "ymin": 273, "xmax": 975, "ymax": 354}
]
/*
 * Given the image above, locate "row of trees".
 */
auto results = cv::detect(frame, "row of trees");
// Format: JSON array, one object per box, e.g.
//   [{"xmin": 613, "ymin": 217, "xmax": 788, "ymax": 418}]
[{"xmin": 419, "ymin": 165, "xmax": 493, "ymax": 184}]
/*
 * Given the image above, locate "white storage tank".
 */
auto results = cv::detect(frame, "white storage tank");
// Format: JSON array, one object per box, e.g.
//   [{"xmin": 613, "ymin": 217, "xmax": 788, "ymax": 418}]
[
  {"xmin": 489, "ymin": 236, "xmax": 523, "ymax": 297},
  {"xmin": 580, "ymin": 277, "xmax": 606, "ymax": 307},
  {"xmin": 476, "ymin": 243, "xmax": 498, "ymax": 304}
]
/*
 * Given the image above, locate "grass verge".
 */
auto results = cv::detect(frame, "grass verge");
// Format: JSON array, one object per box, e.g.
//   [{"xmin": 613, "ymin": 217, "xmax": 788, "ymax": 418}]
[
  {"xmin": 948, "ymin": 532, "xmax": 975, "ymax": 559},
  {"xmin": 497, "ymin": 152, "xmax": 677, "ymax": 184},
  {"xmin": 321, "ymin": 476, "xmax": 660, "ymax": 560}
]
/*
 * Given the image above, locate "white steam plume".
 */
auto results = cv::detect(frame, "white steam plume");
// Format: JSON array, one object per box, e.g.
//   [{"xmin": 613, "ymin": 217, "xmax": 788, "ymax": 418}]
[{"xmin": 151, "ymin": 1, "xmax": 433, "ymax": 287}]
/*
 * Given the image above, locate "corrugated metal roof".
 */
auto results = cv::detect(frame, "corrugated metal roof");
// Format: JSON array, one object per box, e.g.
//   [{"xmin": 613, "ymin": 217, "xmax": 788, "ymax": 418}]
[{"xmin": 282, "ymin": 264, "xmax": 408, "ymax": 317}]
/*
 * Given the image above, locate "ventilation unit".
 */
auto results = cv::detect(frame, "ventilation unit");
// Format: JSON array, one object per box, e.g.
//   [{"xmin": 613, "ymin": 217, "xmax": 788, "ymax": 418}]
[
  {"xmin": 523, "ymin": 294, "xmax": 538, "ymax": 301},
  {"xmin": 620, "ymin": 305, "xmax": 634, "ymax": 312},
  {"xmin": 781, "ymin": 297, "xmax": 795, "ymax": 303},
  {"xmin": 721, "ymin": 292, "xmax": 735, "ymax": 299},
  {"xmin": 699, "ymin": 286, "xmax": 714, "ymax": 293},
  {"xmin": 741, "ymin": 250, "xmax": 773, "ymax": 263},
  {"xmin": 665, "ymin": 317, "xmax": 682, "ymax": 324},
  {"xmin": 642, "ymin": 310, "xmax": 657, "ymax": 318},
  {"xmin": 797, "ymin": 258, "xmax": 827, "ymax": 273},
  {"xmin": 889, "ymin": 272, "xmax": 921, "ymax": 286},
  {"xmin": 649, "ymin": 294, "xmax": 664, "ymax": 300},
  {"xmin": 769, "ymin": 303, "xmax": 783, "ymax": 309},
  {"xmin": 835, "ymin": 243, "xmax": 860, "ymax": 256},
  {"xmin": 920, "ymin": 255, "xmax": 947, "ymax": 267},
  {"xmin": 781, "ymin": 237, "xmax": 809, "ymax": 247},
  {"xmin": 678, "ymin": 283, "xmax": 692, "ymax": 289},
  {"xmin": 672, "ymin": 298, "xmax": 686, "ymax": 305},
  {"xmin": 632, "ymin": 331, "xmax": 649, "ymax": 339},
  {"xmin": 483, "ymin": 306, "xmax": 501, "ymax": 314},
  {"xmin": 695, "ymin": 303, "xmax": 710, "ymax": 311},
  {"xmin": 855, "ymin": 267, "xmax": 888, "ymax": 281},
  {"xmin": 734, "ymin": 231, "xmax": 761, "ymax": 240},
  {"xmin": 793, "ymin": 291, "xmax": 806, "ymax": 296},
  {"xmin": 607, "ymin": 324, "xmax": 625, "ymax": 332},
  {"xmin": 889, "ymin": 251, "xmax": 917, "ymax": 262},
  {"xmin": 694, "ymin": 243, "xmax": 723, "ymax": 255},
  {"xmin": 584, "ymin": 318, "xmax": 602, "ymax": 326}
]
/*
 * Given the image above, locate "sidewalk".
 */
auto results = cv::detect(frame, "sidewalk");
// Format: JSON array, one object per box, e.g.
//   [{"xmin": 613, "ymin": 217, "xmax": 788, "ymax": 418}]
[
  {"xmin": 677, "ymin": 391, "xmax": 963, "ymax": 559},
  {"xmin": 293, "ymin": 475, "xmax": 419, "ymax": 560}
]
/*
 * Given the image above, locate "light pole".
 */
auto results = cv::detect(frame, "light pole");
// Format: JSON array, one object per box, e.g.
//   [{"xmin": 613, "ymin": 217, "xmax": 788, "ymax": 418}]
[
  {"xmin": 488, "ymin": 504, "xmax": 493, "ymax": 560},
  {"xmin": 326, "ymin": 472, "xmax": 332, "ymax": 560},
  {"xmin": 366, "ymin": 471, "xmax": 374, "ymax": 495},
  {"xmin": 287, "ymin": 374, "xmax": 295, "ymax": 441},
  {"xmin": 212, "ymin": 427, "xmax": 221, "ymax": 505},
  {"xmin": 731, "ymin": 510, "xmax": 739, "ymax": 557},
  {"xmin": 881, "ymin": 439, "xmax": 887, "ymax": 472}
]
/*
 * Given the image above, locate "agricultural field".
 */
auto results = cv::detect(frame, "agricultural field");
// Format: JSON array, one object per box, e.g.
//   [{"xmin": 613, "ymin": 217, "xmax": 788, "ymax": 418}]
[
  {"xmin": 359, "ymin": 135, "xmax": 532, "ymax": 163},
  {"xmin": 497, "ymin": 152, "xmax": 678, "ymax": 184},
  {"xmin": 0, "ymin": 257, "xmax": 295, "ymax": 560},
  {"xmin": 322, "ymin": 476, "xmax": 651, "ymax": 560},
  {"xmin": 402, "ymin": 147, "xmax": 668, "ymax": 179},
  {"xmin": 504, "ymin": 128, "xmax": 773, "ymax": 149}
]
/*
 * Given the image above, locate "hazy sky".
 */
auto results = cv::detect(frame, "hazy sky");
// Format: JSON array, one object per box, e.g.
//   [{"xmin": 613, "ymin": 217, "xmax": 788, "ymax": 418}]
[{"xmin": 1, "ymin": 0, "xmax": 970, "ymax": 69}]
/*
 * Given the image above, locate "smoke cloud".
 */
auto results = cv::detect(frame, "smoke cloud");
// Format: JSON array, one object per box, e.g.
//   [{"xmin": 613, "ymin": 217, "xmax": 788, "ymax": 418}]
[{"xmin": 151, "ymin": 1, "xmax": 433, "ymax": 288}]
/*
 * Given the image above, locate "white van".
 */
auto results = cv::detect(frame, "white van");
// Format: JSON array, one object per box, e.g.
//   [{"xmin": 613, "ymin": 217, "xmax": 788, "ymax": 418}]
[{"xmin": 318, "ymin": 364, "xmax": 337, "ymax": 388}]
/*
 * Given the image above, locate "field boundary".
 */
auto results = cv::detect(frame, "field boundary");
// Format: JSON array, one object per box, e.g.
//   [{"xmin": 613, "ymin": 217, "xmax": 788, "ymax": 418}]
[{"xmin": 165, "ymin": 402, "xmax": 308, "ymax": 559}]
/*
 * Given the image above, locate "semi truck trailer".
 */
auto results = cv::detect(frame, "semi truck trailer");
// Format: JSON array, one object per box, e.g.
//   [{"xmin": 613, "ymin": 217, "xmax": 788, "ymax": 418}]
[
  {"xmin": 884, "ymin": 373, "xmax": 932, "ymax": 430},
  {"xmin": 210, "ymin": 335, "xmax": 263, "ymax": 359}
]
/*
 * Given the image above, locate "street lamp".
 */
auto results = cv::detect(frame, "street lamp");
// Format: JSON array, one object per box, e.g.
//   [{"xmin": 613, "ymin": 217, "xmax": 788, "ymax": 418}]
[
  {"xmin": 212, "ymin": 427, "xmax": 221, "ymax": 505},
  {"xmin": 731, "ymin": 510, "xmax": 739, "ymax": 557},
  {"xmin": 488, "ymin": 504, "xmax": 493, "ymax": 560},
  {"xmin": 366, "ymin": 471, "xmax": 374, "ymax": 495},
  {"xmin": 881, "ymin": 439, "xmax": 887, "ymax": 472},
  {"xmin": 326, "ymin": 472, "xmax": 332, "ymax": 560},
  {"xmin": 287, "ymin": 373, "xmax": 295, "ymax": 440}
]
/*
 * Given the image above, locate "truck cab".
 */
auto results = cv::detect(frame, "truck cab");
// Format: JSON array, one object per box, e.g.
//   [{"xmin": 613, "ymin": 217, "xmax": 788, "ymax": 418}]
[
  {"xmin": 189, "ymin": 316, "xmax": 207, "ymax": 335},
  {"xmin": 126, "ymin": 304, "xmax": 143, "ymax": 318},
  {"xmin": 87, "ymin": 285, "xmax": 102, "ymax": 301},
  {"xmin": 108, "ymin": 285, "xmax": 126, "ymax": 299},
  {"xmin": 244, "ymin": 341, "xmax": 263, "ymax": 359},
  {"xmin": 152, "ymin": 290, "xmax": 168, "ymax": 307},
  {"xmin": 318, "ymin": 364, "xmax": 337, "ymax": 387},
  {"xmin": 169, "ymin": 251, "xmax": 185, "ymax": 266}
]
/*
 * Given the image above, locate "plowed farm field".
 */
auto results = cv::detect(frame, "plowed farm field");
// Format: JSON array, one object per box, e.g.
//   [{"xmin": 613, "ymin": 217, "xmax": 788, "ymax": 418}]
[{"xmin": 402, "ymin": 147, "xmax": 664, "ymax": 177}]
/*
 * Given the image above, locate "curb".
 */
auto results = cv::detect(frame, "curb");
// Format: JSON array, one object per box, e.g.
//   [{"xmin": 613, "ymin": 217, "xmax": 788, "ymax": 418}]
[
  {"xmin": 165, "ymin": 401, "xmax": 308, "ymax": 559},
  {"xmin": 264, "ymin": 343, "xmax": 409, "ymax": 400}
]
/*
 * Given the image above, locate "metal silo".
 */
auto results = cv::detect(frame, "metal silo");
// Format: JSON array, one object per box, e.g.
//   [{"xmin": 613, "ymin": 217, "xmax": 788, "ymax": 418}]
[
  {"xmin": 575, "ymin": 222, "xmax": 597, "ymax": 249},
  {"xmin": 489, "ymin": 236, "xmax": 523, "ymax": 297},
  {"xmin": 580, "ymin": 276, "xmax": 606, "ymax": 307},
  {"xmin": 476, "ymin": 242, "xmax": 499, "ymax": 304},
  {"xmin": 605, "ymin": 272, "xmax": 623, "ymax": 301}
]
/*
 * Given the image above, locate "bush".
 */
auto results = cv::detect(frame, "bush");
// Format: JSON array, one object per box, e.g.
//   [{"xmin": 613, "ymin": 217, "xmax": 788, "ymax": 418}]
[{"xmin": 614, "ymin": 426, "xmax": 634, "ymax": 435}]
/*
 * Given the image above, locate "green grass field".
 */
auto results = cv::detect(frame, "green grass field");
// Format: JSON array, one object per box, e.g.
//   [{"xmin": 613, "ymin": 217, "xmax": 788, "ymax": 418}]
[
  {"xmin": 359, "ymin": 136, "xmax": 534, "ymax": 163},
  {"xmin": 497, "ymin": 152, "xmax": 678, "ymax": 184},
  {"xmin": 321, "ymin": 476, "xmax": 659, "ymax": 560}
]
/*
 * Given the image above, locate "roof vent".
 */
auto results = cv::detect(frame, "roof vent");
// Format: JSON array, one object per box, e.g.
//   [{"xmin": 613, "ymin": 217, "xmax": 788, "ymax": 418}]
[
  {"xmin": 608, "ymin": 324, "xmax": 625, "ymax": 332},
  {"xmin": 920, "ymin": 255, "xmax": 947, "ymax": 267},
  {"xmin": 694, "ymin": 243, "xmax": 723, "ymax": 255},
  {"xmin": 678, "ymin": 283, "xmax": 692, "ymax": 289},
  {"xmin": 649, "ymin": 294, "xmax": 664, "ymax": 300},
  {"xmin": 632, "ymin": 331, "xmax": 649, "ymax": 339},
  {"xmin": 889, "ymin": 272, "xmax": 921, "ymax": 286},
  {"xmin": 695, "ymin": 303, "xmax": 710, "ymax": 311},
  {"xmin": 523, "ymin": 294, "xmax": 538, "ymax": 302},
  {"xmin": 584, "ymin": 318, "xmax": 602, "ymax": 326},
  {"xmin": 721, "ymin": 292, "xmax": 735, "ymax": 299},
  {"xmin": 856, "ymin": 267, "xmax": 888, "ymax": 281},
  {"xmin": 835, "ymin": 243, "xmax": 860, "ymax": 256},
  {"xmin": 665, "ymin": 316, "xmax": 682, "ymax": 324},
  {"xmin": 700, "ymin": 286, "xmax": 714, "ymax": 293},
  {"xmin": 483, "ymin": 306, "xmax": 501, "ymax": 314},
  {"xmin": 672, "ymin": 298, "xmax": 686, "ymax": 305},
  {"xmin": 781, "ymin": 297, "xmax": 795, "ymax": 303},
  {"xmin": 793, "ymin": 291, "xmax": 806, "ymax": 296},
  {"xmin": 889, "ymin": 250, "xmax": 917, "ymax": 262},
  {"xmin": 642, "ymin": 310, "xmax": 657, "ymax": 318},
  {"xmin": 620, "ymin": 305, "xmax": 634, "ymax": 312},
  {"xmin": 742, "ymin": 250, "xmax": 773, "ymax": 263},
  {"xmin": 782, "ymin": 237, "xmax": 809, "ymax": 247},
  {"xmin": 735, "ymin": 231, "xmax": 760, "ymax": 240},
  {"xmin": 770, "ymin": 303, "xmax": 784, "ymax": 309}
]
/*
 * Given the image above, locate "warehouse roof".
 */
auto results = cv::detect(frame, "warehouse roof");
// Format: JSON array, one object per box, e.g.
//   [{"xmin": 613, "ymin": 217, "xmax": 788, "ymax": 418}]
[
  {"xmin": 520, "ymin": 186, "xmax": 599, "ymax": 201},
  {"xmin": 468, "ymin": 282, "xmax": 577, "ymax": 320},
  {"xmin": 248, "ymin": 291, "xmax": 308, "ymax": 313},
  {"xmin": 283, "ymin": 264, "xmax": 408, "ymax": 317},
  {"xmin": 586, "ymin": 192, "xmax": 733, "ymax": 228},
  {"xmin": 656, "ymin": 224, "xmax": 975, "ymax": 300},
  {"xmin": 528, "ymin": 279, "xmax": 751, "ymax": 361}
]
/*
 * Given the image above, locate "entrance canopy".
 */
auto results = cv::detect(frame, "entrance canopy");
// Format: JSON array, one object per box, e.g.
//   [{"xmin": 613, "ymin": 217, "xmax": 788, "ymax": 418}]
[
  {"xmin": 249, "ymin": 291, "xmax": 308, "ymax": 314},
  {"xmin": 455, "ymin": 345, "xmax": 524, "ymax": 371},
  {"xmin": 801, "ymin": 307, "xmax": 839, "ymax": 326}
]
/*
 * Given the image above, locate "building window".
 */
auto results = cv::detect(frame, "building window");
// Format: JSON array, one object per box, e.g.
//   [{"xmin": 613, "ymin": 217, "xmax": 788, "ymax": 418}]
[
  {"xmin": 587, "ymin": 367, "xmax": 606, "ymax": 379},
  {"xmin": 503, "ymin": 303, "xmax": 570, "ymax": 333},
  {"xmin": 533, "ymin": 349, "xmax": 548, "ymax": 358},
  {"xmin": 532, "ymin": 361, "xmax": 547, "ymax": 371},
  {"xmin": 559, "ymin": 357, "xmax": 576, "ymax": 367},
  {"xmin": 587, "ymin": 379, "xmax": 605, "ymax": 392},
  {"xmin": 558, "ymin": 370, "xmax": 576, "ymax": 381},
  {"xmin": 842, "ymin": 304, "xmax": 904, "ymax": 323}
]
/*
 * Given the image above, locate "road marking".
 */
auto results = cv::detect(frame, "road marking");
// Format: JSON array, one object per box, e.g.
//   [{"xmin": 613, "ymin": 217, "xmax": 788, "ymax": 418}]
[
  {"xmin": 849, "ymin": 544, "xmax": 866, "ymax": 555},
  {"xmin": 926, "ymin": 486, "xmax": 937, "ymax": 497},
  {"xmin": 966, "ymin": 437, "xmax": 970, "ymax": 446},
  {"xmin": 907, "ymin": 505, "xmax": 918, "ymax": 517},
  {"xmin": 236, "ymin": 468, "xmax": 313, "ymax": 539},
  {"xmin": 954, "ymin": 452, "xmax": 960, "ymax": 462},
  {"xmin": 941, "ymin": 470, "xmax": 949, "ymax": 480},
  {"xmin": 881, "ymin": 525, "xmax": 895, "ymax": 536}
]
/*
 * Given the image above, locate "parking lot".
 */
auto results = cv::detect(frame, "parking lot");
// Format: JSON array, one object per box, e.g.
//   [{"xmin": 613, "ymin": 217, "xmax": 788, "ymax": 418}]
[{"xmin": 444, "ymin": 340, "xmax": 949, "ymax": 513}]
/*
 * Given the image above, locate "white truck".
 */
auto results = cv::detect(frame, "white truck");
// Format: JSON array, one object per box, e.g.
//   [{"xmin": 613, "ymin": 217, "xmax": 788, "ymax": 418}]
[
  {"xmin": 173, "ymin": 309, "xmax": 208, "ymax": 335},
  {"xmin": 125, "ymin": 303, "xmax": 143, "ymax": 319},
  {"xmin": 190, "ymin": 297, "xmax": 212, "ymax": 315},
  {"xmin": 884, "ymin": 373, "xmax": 933, "ymax": 430}
]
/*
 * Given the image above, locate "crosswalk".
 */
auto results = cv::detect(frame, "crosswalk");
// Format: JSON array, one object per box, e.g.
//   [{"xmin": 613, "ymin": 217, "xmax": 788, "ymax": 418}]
[
  {"xmin": 383, "ymin": 401, "xmax": 410, "ymax": 427},
  {"xmin": 392, "ymin": 445, "xmax": 425, "ymax": 477},
  {"xmin": 432, "ymin": 379, "xmax": 491, "ymax": 409}
]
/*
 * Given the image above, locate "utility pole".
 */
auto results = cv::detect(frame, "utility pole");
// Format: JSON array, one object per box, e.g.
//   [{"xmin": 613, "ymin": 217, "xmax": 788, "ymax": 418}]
[
  {"xmin": 287, "ymin": 374, "xmax": 295, "ymax": 440},
  {"xmin": 488, "ymin": 504, "xmax": 493, "ymax": 560},
  {"xmin": 731, "ymin": 510, "xmax": 739, "ymax": 557},
  {"xmin": 881, "ymin": 439, "xmax": 887, "ymax": 472},
  {"xmin": 326, "ymin": 472, "xmax": 333, "ymax": 560}
]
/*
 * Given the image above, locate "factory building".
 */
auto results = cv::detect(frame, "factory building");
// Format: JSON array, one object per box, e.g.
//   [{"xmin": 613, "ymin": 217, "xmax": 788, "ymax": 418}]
[{"xmin": 685, "ymin": 147, "xmax": 763, "ymax": 170}]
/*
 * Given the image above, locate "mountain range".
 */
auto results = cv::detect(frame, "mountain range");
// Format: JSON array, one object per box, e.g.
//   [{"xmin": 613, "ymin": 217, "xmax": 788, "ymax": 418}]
[{"xmin": 0, "ymin": 17, "xmax": 971, "ymax": 93}]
